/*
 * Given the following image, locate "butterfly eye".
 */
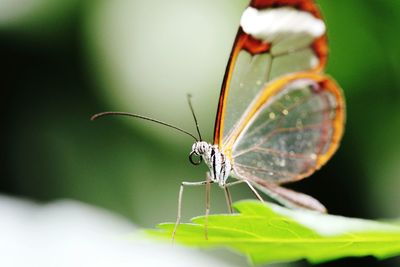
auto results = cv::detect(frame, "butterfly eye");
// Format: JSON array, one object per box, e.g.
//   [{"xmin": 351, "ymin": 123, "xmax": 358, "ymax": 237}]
[{"xmin": 189, "ymin": 151, "xmax": 202, "ymax": 165}]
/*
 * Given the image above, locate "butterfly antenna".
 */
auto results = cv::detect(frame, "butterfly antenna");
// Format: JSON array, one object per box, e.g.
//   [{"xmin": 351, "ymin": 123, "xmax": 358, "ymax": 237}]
[
  {"xmin": 91, "ymin": 112, "xmax": 199, "ymax": 141},
  {"xmin": 187, "ymin": 94, "xmax": 202, "ymax": 141}
]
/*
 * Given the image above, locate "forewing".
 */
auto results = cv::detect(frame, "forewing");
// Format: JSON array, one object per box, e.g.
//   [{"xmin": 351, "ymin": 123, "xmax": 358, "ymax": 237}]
[
  {"xmin": 229, "ymin": 73, "xmax": 345, "ymax": 184},
  {"xmin": 213, "ymin": 0, "xmax": 327, "ymax": 146}
]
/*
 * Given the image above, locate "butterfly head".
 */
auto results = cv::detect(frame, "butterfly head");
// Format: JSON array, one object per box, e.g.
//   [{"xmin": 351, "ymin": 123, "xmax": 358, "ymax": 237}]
[{"xmin": 189, "ymin": 141, "xmax": 210, "ymax": 165}]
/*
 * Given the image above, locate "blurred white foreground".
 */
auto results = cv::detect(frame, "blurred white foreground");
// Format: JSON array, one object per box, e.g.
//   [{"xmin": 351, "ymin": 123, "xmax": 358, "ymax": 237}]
[{"xmin": 0, "ymin": 195, "xmax": 234, "ymax": 267}]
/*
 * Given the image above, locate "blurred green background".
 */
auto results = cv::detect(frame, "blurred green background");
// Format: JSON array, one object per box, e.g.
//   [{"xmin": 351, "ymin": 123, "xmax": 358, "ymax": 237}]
[{"xmin": 1, "ymin": 0, "xmax": 400, "ymax": 266}]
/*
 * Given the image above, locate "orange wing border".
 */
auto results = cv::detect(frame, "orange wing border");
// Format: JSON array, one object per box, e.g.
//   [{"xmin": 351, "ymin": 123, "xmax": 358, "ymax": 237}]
[
  {"xmin": 223, "ymin": 72, "xmax": 346, "ymax": 175},
  {"xmin": 213, "ymin": 0, "xmax": 328, "ymax": 147}
]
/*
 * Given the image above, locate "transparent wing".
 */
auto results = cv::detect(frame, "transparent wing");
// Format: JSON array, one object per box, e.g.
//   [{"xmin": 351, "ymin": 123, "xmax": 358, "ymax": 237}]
[
  {"xmin": 253, "ymin": 180, "xmax": 327, "ymax": 213},
  {"xmin": 227, "ymin": 73, "xmax": 345, "ymax": 185},
  {"xmin": 213, "ymin": 0, "xmax": 327, "ymax": 146}
]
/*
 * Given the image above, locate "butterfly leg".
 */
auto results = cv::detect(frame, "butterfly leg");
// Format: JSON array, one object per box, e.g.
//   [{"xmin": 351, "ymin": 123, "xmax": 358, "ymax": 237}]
[
  {"xmin": 243, "ymin": 180, "xmax": 264, "ymax": 202},
  {"xmin": 172, "ymin": 179, "xmax": 213, "ymax": 241},
  {"xmin": 225, "ymin": 180, "xmax": 265, "ymax": 203},
  {"xmin": 204, "ymin": 174, "xmax": 212, "ymax": 240},
  {"xmin": 223, "ymin": 186, "xmax": 233, "ymax": 213}
]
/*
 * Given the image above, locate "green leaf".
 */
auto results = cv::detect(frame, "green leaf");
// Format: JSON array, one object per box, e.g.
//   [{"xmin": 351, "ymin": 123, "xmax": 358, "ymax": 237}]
[{"xmin": 147, "ymin": 200, "xmax": 400, "ymax": 265}]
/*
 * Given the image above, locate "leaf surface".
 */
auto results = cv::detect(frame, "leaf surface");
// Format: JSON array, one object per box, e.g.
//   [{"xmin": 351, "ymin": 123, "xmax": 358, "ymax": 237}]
[{"xmin": 147, "ymin": 200, "xmax": 400, "ymax": 264}]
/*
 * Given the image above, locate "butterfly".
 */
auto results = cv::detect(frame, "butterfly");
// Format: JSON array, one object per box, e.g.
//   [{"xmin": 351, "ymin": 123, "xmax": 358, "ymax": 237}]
[{"xmin": 92, "ymin": 0, "xmax": 345, "ymax": 239}]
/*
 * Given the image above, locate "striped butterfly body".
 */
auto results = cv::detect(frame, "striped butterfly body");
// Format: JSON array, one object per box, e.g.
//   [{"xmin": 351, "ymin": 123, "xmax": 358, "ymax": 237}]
[{"xmin": 190, "ymin": 141, "xmax": 231, "ymax": 187}]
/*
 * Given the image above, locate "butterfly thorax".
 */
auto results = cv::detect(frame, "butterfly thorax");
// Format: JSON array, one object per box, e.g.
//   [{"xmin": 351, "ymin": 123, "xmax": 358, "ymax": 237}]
[{"xmin": 191, "ymin": 141, "xmax": 231, "ymax": 187}]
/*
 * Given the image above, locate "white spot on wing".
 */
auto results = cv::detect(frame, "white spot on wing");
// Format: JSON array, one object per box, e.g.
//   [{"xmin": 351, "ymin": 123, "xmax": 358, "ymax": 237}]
[
  {"xmin": 309, "ymin": 56, "xmax": 319, "ymax": 68},
  {"xmin": 240, "ymin": 7, "xmax": 326, "ymax": 43}
]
